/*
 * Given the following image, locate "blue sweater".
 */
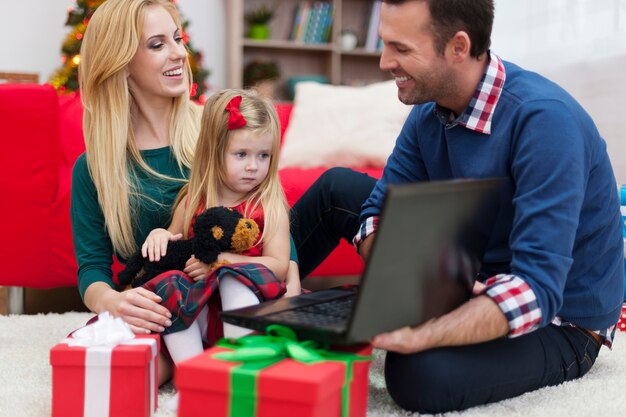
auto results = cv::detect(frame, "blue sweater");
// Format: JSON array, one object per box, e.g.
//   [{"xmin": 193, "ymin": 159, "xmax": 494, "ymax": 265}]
[{"xmin": 361, "ymin": 61, "xmax": 624, "ymax": 331}]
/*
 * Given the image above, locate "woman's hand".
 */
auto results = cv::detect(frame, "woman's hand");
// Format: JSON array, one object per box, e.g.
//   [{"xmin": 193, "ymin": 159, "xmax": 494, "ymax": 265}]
[
  {"xmin": 98, "ymin": 286, "xmax": 172, "ymax": 335},
  {"xmin": 141, "ymin": 228, "xmax": 183, "ymax": 262},
  {"xmin": 184, "ymin": 255, "xmax": 212, "ymax": 281}
]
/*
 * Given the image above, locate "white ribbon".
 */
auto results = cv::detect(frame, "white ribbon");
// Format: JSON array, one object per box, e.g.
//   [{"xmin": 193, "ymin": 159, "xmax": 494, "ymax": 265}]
[
  {"xmin": 61, "ymin": 312, "xmax": 157, "ymax": 417},
  {"xmin": 123, "ymin": 338, "xmax": 158, "ymax": 415},
  {"xmin": 83, "ymin": 346, "xmax": 112, "ymax": 417}
]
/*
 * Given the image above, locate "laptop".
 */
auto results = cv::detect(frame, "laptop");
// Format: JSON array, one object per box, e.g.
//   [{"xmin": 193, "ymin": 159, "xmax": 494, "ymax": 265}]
[{"xmin": 221, "ymin": 178, "xmax": 506, "ymax": 345}]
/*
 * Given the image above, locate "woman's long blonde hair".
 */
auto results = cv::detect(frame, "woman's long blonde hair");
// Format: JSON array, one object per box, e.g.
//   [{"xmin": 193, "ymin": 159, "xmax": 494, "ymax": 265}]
[
  {"xmin": 79, "ymin": 0, "xmax": 201, "ymax": 258},
  {"xmin": 184, "ymin": 89, "xmax": 287, "ymax": 245}
]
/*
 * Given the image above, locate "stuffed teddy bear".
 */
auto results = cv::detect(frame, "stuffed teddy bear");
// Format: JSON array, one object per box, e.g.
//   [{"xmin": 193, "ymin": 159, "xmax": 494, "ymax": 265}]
[{"xmin": 118, "ymin": 206, "xmax": 260, "ymax": 288}]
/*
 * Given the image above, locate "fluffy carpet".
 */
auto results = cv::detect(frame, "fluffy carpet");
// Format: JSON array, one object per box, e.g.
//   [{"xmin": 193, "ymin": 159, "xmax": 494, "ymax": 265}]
[{"xmin": 1, "ymin": 312, "xmax": 625, "ymax": 417}]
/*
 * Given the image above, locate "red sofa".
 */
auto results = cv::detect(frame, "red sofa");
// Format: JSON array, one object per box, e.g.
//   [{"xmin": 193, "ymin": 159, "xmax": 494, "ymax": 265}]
[{"xmin": 0, "ymin": 83, "xmax": 382, "ymax": 290}]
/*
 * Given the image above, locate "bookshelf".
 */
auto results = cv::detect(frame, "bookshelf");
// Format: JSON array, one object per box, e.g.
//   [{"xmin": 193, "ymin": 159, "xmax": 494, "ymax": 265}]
[{"xmin": 225, "ymin": 0, "xmax": 390, "ymax": 100}]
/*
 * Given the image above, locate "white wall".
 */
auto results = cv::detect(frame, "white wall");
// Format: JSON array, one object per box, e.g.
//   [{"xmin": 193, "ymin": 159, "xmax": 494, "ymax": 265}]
[
  {"xmin": 177, "ymin": 0, "xmax": 226, "ymax": 91},
  {"xmin": 1, "ymin": 0, "xmax": 625, "ymax": 180},
  {"xmin": 492, "ymin": 0, "xmax": 626, "ymax": 183},
  {"xmin": 0, "ymin": 0, "xmax": 227, "ymax": 91},
  {"xmin": 0, "ymin": 0, "xmax": 68, "ymax": 81}
]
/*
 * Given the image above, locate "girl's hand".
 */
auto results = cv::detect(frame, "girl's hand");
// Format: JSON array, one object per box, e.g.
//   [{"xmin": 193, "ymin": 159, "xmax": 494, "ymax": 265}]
[
  {"xmin": 283, "ymin": 281, "xmax": 302, "ymax": 298},
  {"xmin": 100, "ymin": 287, "xmax": 172, "ymax": 335},
  {"xmin": 141, "ymin": 228, "xmax": 183, "ymax": 262},
  {"xmin": 217, "ymin": 252, "xmax": 239, "ymax": 263},
  {"xmin": 282, "ymin": 260, "xmax": 302, "ymax": 298},
  {"xmin": 184, "ymin": 255, "xmax": 212, "ymax": 281}
]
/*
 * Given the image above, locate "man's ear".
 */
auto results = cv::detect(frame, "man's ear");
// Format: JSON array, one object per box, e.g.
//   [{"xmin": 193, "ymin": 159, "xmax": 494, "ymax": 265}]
[{"xmin": 447, "ymin": 31, "xmax": 471, "ymax": 62}]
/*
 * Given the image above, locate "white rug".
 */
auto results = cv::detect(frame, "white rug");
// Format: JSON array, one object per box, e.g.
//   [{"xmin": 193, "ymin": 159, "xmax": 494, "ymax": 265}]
[{"xmin": 1, "ymin": 312, "xmax": 625, "ymax": 417}]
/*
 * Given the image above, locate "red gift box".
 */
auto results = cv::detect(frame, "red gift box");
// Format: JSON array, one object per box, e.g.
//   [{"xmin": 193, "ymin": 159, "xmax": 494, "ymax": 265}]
[
  {"xmin": 618, "ymin": 303, "xmax": 626, "ymax": 332},
  {"xmin": 176, "ymin": 342, "xmax": 372, "ymax": 417},
  {"xmin": 49, "ymin": 334, "xmax": 159, "ymax": 417}
]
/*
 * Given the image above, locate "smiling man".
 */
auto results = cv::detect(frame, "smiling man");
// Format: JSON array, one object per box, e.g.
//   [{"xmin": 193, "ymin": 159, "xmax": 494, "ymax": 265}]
[{"xmin": 352, "ymin": 0, "xmax": 624, "ymax": 413}]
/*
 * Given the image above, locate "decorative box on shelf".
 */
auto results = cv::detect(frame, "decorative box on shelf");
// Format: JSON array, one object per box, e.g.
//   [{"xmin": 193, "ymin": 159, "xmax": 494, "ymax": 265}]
[
  {"xmin": 49, "ymin": 312, "xmax": 159, "ymax": 417},
  {"xmin": 176, "ymin": 325, "xmax": 372, "ymax": 417}
]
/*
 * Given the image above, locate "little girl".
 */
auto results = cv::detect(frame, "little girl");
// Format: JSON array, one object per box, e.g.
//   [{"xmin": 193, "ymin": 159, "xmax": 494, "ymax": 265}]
[{"xmin": 140, "ymin": 89, "xmax": 291, "ymax": 369}]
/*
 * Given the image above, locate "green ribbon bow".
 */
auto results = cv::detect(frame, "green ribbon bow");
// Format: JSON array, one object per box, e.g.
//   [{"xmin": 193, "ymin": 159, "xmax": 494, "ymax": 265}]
[{"xmin": 214, "ymin": 325, "xmax": 371, "ymax": 417}]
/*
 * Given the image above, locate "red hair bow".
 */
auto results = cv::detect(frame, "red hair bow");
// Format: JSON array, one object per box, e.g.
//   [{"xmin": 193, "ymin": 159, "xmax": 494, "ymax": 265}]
[{"xmin": 226, "ymin": 95, "xmax": 246, "ymax": 130}]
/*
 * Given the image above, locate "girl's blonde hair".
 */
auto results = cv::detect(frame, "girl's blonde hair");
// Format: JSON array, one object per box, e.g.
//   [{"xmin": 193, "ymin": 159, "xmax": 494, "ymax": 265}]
[
  {"xmin": 79, "ymin": 0, "xmax": 201, "ymax": 258},
  {"xmin": 184, "ymin": 89, "xmax": 287, "ymax": 245}
]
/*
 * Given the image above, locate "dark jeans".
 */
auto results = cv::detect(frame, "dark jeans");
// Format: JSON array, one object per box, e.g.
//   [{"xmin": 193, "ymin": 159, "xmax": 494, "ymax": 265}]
[
  {"xmin": 385, "ymin": 324, "xmax": 602, "ymax": 413},
  {"xmin": 290, "ymin": 167, "xmax": 377, "ymax": 277},
  {"xmin": 289, "ymin": 168, "xmax": 603, "ymax": 412}
]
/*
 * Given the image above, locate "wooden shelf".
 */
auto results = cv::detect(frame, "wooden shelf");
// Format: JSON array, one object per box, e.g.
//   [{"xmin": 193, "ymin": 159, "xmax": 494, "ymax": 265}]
[
  {"xmin": 339, "ymin": 47, "xmax": 382, "ymax": 57},
  {"xmin": 226, "ymin": 0, "xmax": 388, "ymax": 100},
  {"xmin": 242, "ymin": 39, "xmax": 334, "ymax": 51}
]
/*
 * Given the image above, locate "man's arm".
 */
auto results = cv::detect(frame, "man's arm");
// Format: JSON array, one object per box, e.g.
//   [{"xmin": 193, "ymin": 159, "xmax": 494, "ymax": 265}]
[{"xmin": 372, "ymin": 294, "xmax": 509, "ymax": 353}]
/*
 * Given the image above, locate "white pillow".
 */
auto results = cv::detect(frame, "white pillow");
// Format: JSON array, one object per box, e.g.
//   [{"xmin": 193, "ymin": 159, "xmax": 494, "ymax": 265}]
[{"xmin": 279, "ymin": 80, "xmax": 411, "ymax": 168}]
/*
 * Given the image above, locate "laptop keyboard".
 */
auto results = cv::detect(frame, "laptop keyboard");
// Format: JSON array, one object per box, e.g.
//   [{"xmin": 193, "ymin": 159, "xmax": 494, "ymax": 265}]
[{"xmin": 265, "ymin": 295, "xmax": 355, "ymax": 327}]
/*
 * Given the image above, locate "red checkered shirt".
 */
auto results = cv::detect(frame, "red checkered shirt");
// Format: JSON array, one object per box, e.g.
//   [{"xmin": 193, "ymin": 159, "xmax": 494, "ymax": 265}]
[{"xmin": 353, "ymin": 52, "xmax": 614, "ymax": 347}]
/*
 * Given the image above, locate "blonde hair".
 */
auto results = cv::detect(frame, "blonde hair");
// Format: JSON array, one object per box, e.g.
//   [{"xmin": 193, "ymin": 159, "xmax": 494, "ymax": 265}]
[
  {"xmin": 184, "ymin": 89, "xmax": 287, "ymax": 246},
  {"xmin": 79, "ymin": 0, "xmax": 201, "ymax": 258}
]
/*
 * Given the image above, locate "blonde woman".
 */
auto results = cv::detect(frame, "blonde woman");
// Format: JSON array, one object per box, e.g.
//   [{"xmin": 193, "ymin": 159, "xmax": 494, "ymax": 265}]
[
  {"xmin": 140, "ymin": 89, "xmax": 289, "ymax": 380},
  {"xmin": 71, "ymin": 0, "xmax": 201, "ymax": 384}
]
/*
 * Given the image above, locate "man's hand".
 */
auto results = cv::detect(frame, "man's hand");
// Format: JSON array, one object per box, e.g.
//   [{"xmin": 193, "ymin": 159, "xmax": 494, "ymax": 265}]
[
  {"xmin": 472, "ymin": 280, "xmax": 487, "ymax": 295},
  {"xmin": 371, "ymin": 295, "xmax": 509, "ymax": 354},
  {"xmin": 358, "ymin": 234, "xmax": 376, "ymax": 261},
  {"xmin": 372, "ymin": 319, "xmax": 438, "ymax": 354}
]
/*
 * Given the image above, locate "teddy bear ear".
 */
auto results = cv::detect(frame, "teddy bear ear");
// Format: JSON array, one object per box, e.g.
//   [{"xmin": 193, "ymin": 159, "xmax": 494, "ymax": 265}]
[
  {"xmin": 212, "ymin": 225, "xmax": 225, "ymax": 241},
  {"xmin": 193, "ymin": 209, "xmax": 219, "ymax": 235},
  {"xmin": 195, "ymin": 206, "xmax": 242, "ymax": 232}
]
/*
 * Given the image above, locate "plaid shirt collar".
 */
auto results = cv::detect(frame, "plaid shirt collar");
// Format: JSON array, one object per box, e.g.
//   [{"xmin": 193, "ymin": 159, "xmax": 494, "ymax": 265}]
[{"xmin": 434, "ymin": 51, "xmax": 506, "ymax": 135}]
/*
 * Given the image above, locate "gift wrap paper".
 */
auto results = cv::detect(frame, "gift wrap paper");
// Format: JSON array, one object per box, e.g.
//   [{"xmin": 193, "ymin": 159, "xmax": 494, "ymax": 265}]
[{"xmin": 176, "ymin": 325, "xmax": 372, "ymax": 417}]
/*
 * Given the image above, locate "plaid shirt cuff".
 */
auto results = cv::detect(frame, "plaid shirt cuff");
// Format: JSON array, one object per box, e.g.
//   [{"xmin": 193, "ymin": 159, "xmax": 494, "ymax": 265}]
[
  {"xmin": 353, "ymin": 216, "xmax": 379, "ymax": 251},
  {"xmin": 484, "ymin": 274, "xmax": 542, "ymax": 337}
]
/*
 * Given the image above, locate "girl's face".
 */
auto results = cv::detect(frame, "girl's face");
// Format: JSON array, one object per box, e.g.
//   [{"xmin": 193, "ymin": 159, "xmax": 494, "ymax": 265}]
[
  {"xmin": 127, "ymin": 5, "xmax": 188, "ymax": 101},
  {"xmin": 221, "ymin": 129, "xmax": 274, "ymax": 205}
]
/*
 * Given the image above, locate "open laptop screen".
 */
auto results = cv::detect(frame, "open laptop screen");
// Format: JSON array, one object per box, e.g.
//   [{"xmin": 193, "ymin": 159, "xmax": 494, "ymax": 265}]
[{"xmin": 221, "ymin": 178, "xmax": 506, "ymax": 345}]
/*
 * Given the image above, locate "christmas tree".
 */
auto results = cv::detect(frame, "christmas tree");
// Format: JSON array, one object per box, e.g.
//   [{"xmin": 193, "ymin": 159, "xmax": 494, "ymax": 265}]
[{"xmin": 49, "ymin": 0, "xmax": 210, "ymax": 102}]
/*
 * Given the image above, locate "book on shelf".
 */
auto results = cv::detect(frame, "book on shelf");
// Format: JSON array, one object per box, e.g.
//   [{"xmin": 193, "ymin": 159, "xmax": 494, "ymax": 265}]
[
  {"xmin": 365, "ymin": 1, "xmax": 382, "ymax": 52},
  {"xmin": 290, "ymin": 1, "xmax": 333, "ymax": 44},
  {"xmin": 290, "ymin": 2, "xmax": 305, "ymax": 40}
]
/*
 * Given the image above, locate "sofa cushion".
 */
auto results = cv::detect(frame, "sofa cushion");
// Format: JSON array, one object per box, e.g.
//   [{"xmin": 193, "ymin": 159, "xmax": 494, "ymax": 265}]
[
  {"xmin": 0, "ymin": 84, "xmax": 61, "ymax": 202},
  {"xmin": 279, "ymin": 166, "xmax": 382, "ymax": 277},
  {"xmin": 0, "ymin": 84, "xmax": 63, "ymax": 287},
  {"xmin": 58, "ymin": 93, "xmax": 86, "ymax": 166},
  {"xmin": 279, "ymin": 80, "xmax": 411, "ymax": 169}
]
